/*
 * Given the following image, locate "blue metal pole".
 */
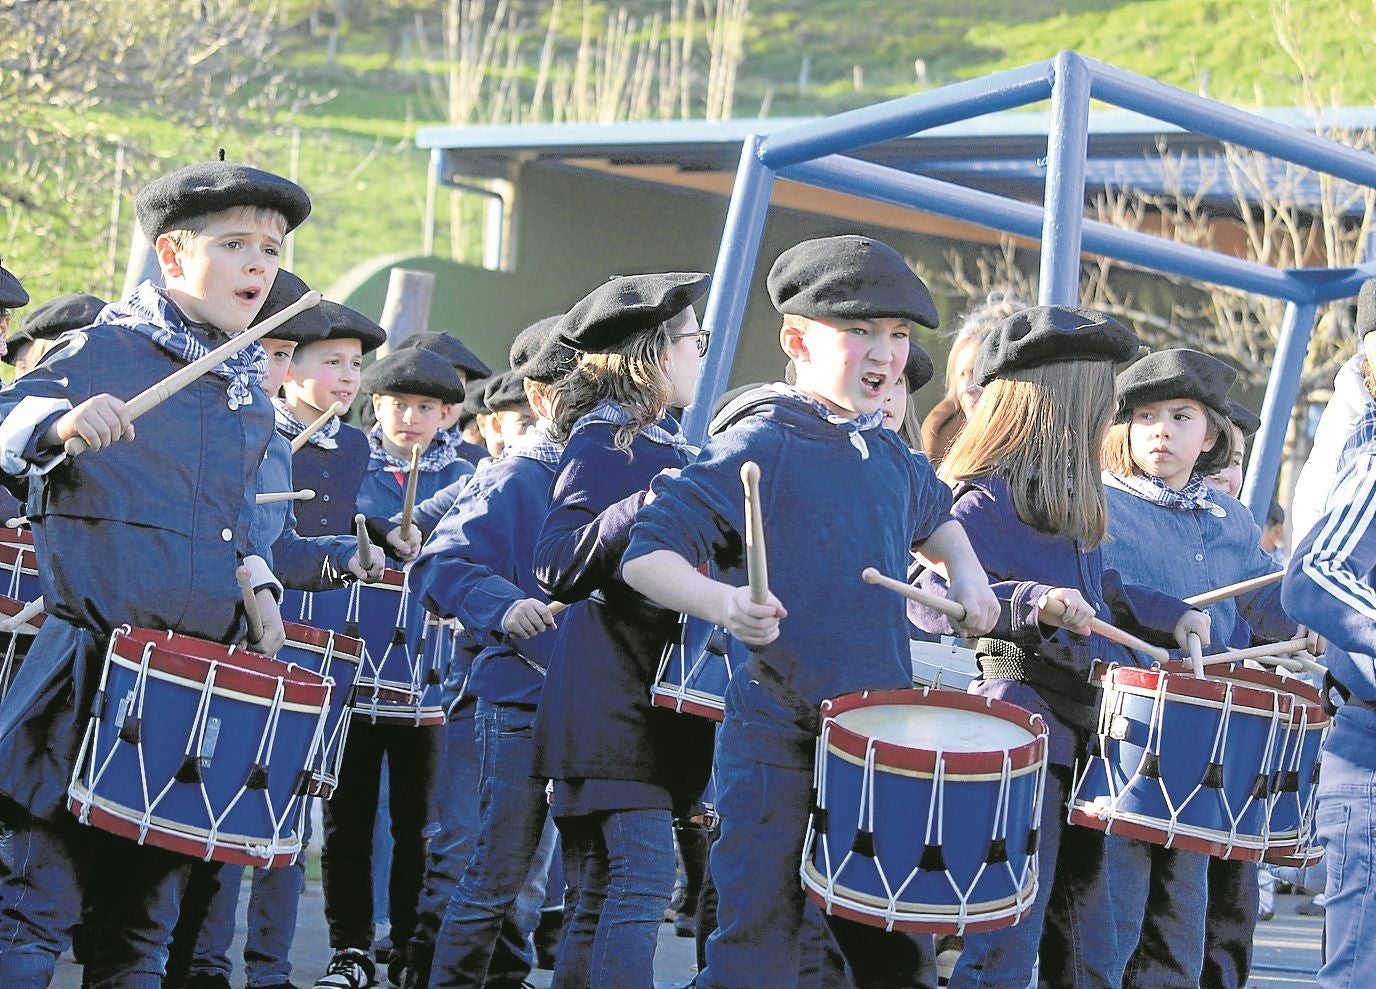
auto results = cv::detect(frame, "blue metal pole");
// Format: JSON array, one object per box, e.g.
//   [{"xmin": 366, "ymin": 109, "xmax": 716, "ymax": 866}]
[
  {"xmin": 683, "ymin": 134, "xmax": 776, "ymax": 446},
  {"xmin": 1039, "ymin": 52, "xmax": 1093, "ymax": 305},
  {"xmin": 1242, "ymin": 301, "xmax": 1318, "ymax": 522}
]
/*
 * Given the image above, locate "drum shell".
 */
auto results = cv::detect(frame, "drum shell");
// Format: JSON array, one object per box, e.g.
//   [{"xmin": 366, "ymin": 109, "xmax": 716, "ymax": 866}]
[
  {"xmin": 909, "ymin": 639, "xmax": 980, "ymax": 692},
  {"xmin": 651, "ymin": 613, "xmax": 740, "ymax": 722},
  {"xmin": 277, "ymin": 622, "xmax": 364, "ymax": 798}
]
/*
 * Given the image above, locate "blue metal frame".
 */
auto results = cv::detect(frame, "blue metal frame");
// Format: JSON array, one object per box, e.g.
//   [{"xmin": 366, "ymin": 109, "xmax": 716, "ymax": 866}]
[{"xmin": 684, "ymin": 50, "xmax": 1376, "ymax": 522}]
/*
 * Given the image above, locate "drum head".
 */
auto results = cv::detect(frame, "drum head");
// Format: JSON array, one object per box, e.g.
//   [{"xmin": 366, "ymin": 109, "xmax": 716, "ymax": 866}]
[{"xmin": 833, "ymin": 703, "xmax": 1036, "ymax": 753}]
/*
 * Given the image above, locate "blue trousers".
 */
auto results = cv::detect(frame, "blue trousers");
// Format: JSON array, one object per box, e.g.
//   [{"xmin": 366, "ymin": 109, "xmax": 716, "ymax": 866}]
[
  {"xmin": 1109, "ymin": 838, "xmax": 1209, "ymax": 989},
  {"xmin": 1200, "ymin": 858, "xmax": 1259, "ymax": 989},
  {"xmin": 1314, "ymin": 744, "xmax": 1376, "ymax": 988},
  {"xmin": 0, "ymin": 808, "xmax": 193, "ymax": 989}
]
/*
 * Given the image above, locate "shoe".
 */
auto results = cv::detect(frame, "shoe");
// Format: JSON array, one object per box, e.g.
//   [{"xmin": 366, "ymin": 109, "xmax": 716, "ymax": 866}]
[
  {"xmin": 1258, "ymin": 908, "xmax": 1275, "ymax": 921},
  {"xmin": 185, "ymin": 975, "xmax": 233, "ymax": 989},
  {"xmin": 936, "ymin": 934, "xmax": 964, "ymax": 985},
  {"xmin": 673, "ymin": 910, "xmax": 697, "ymax": 938},
  {"xmin": 314, "ymin": 948, "xmax": 377, "ymax": 989},
  {"xmin": 533, "ymin": 908, "xmax": 563, "ymax": 970},
  {"xmin": 374, "ymin": 934, "xmax": 395, "ymax": 967},
  {"xmin": 1296, "ymin": 898, "xmax": 1327, "ymax": 916}
]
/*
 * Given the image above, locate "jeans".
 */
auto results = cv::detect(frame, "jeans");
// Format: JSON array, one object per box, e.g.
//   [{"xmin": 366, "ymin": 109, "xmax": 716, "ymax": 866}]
[
  {"xmin": 1199, "ymin": 858, "xmax": 1259, "ymax": 989},
  {"xmin": 552, "ymin": 808, "xmax": 676, "ymax": 989},
  {"xmin": 321, "ymin": 720, "xmax": 440, "ymax": 952},
  {"xmin": 0, "ymin": 808, "xmax": 193, "ymax": 989},
  {"xmin": 1314, "ymin": 745, "xmax": 1376, "ymax": 988},
  {"xmin": 429, "ymin": 701, "xmax": 552, "ymax": 989},
  {"xmin": 1111, "ymin": 839, "xmax": 1209, "ymax": 989},
  {"xmin": 698, "ymin": 715, "xmax": 936, "ymax": 989}
]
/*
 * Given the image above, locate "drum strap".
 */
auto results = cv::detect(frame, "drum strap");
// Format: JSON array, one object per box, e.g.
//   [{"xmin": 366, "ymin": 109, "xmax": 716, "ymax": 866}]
[{"xmin": 975, "ymin": 638, "xmax": 1100, "ymax": 731}]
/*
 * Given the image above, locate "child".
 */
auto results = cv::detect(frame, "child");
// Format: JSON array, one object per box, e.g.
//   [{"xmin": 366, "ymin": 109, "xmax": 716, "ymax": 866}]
[
  {"xmin": 622, "ymin": 235, "xmax": 1000, "ymax": 989},
  {"xmin": 0, "ymin": 260, "xmax": 29, "ymax": 349},
  {"xmin": 1202, "ymin": 398, "xmax": 1258, "ymax": 501},
  {"xmin": 394, "ymin": 329, "xmax": 492, "ymax": 388},
  {"xmin": 531, "ymin": 271, "xmax": 719, "ymax": 988},
  {"xmin": 1096, "ymin": 349, "xmax": 1300, "ymax": 989},
  {"xmin": 882, "ymin": 341, "xmax": 935, "ymax": 449},
  {"xmin": 908, "ymin": 307, "xmax": 1210, "ymax": 989},
  {"xmin": 408, "ymin": 320, "xmax": 575, "ymax": 989},
  {"xmin": 0, "ymin": 158, "xmax": 308, "ymax": 986},
  {"xmin": 4, "ymin": 293, "xmax": 106, "ymax": 379},
  {"xmin": 452, "ymin": 382, "xmax": 492, "ymax": 466}
]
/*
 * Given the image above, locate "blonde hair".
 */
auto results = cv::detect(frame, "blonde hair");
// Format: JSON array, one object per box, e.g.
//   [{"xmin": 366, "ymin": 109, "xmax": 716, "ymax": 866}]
[
  {"xmin": 1101, "ymin": 402, "xmax": 1235, "ymax": 479},
  {"xmin": 944, "ymin": 291, "xmax": 1030, "ymax": 402},
  {"xmin": 547, "ymin": 318, "xmax": 677, "ymax": 453},
  {"xmin": 940, "ymin": 361, "xmax": 1116, "ymax": 546},
  {"xmin": 164, "ymin": 204, "xmax": 288, "ymax": 251}
]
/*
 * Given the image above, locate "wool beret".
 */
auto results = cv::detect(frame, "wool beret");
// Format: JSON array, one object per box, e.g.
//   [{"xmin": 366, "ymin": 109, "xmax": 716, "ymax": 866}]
[
  {"xmin": 395, "ymin": 330, "xmax": 492, "ymax": 379},
  {"xmin": 1356, "ymin": 279, "xmax": 1376, "ymax": 338},
  {"xmin": 461, "ymin": 376, "xmax": 492, "ymax": 417},
  {"xmin": 250, "ymin": 270, "xmax": 328, "ymax": 344},
  {"xmin": 1224, "ymin": 399, "xmax": 1261, "ymax": 438},
  {"xmin": 0, "ymin": 265, "xmax": 28, "ymax": 309},
  {"xmin": 361, "ymin": 349, "xmax": 465, "ymax": 404},
  {"xmin": 511, "ymin": 315, "xmax": 576, "ymax": 384},
  {"xmin": 904, "ymin": 342, "xmax": 935, "ymax": 393},
  {"xmin": 136, "ymin": 161, "xmax": 311, "ymax": 239},
  {"xmin": 557, "ymin": 272, "xmax": 710, "ymax": 353},
  {"xmin": 5, "ymin": 293, "xmax": 105, "ymax": 363},
  {"xmin": 1115, "ymin": 348, "xmax": 1237, "ymax": 418},
  {"xmin": 767, "ymin": 235, "xmax": 939, "ymax": 329},
  {"xmin": 974, "ymin": 305, "xmax": 1139, "ymax": 386},
  {"xmin": 316, "ymin": 301, "xmax": 387, "ymax": 354},
  {"xmin": 483, "ymin": 371, "xmax": 530, "ymax": 413}
]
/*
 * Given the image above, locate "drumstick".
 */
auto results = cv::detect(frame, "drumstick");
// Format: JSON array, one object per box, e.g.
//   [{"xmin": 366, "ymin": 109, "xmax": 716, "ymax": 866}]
[
  {"xmin": 1183, "ymin": 571, "xmax": 1284, "ymax": 608},
  {"xmin": 236, "ymin": 566, "xmax": 265, "ymax": 644},
  {"xmin": 1186, "ymin": 631, "xmax": 1205, "ymax": 679},
  {"xmin": 0, "ymin": 596, "xmax": 43, "ymax": 633},
  {"xmin": 1036, "ymin": 595, "xmax": 1171, "ymax": 665},
  {"xmin": 4, "ymin": 517, "xmax": 26, "ymax": 529},
  {"xmin": 862, "ymin": 567, "xmax": 966, "ymax": 621},
  {"xmin": 1200, "ymin": 637, "xmax": 1310, "ymax": 667},
  {"xmin": 255, "ymin": 489, "xmax": 316, "ymax": 505},
  {"xmin": 65, "ymin": 291, "xmax": 323, "ymax": 457},
  {"xmin": 741, "ymin": 462, "xmax": 769, "ymax": 605},
  {"xmin": 399, "ymin": 443, "xmax": 422, "ymax": 544},
  {"xmin": 354, "ymin": 513, "xmax": 375, "ymax": 573},
  {"xmin": 290, "ymin": 400, "xmax": 345, "ymax": 454},
  {"xmin": 548, "ymin": 601, "xmax": 568, "ymax": 617}
]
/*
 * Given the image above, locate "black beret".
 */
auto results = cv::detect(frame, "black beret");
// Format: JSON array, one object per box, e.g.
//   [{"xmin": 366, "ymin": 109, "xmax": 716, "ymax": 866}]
[
  {"xmin": 1115, "ymin": 348, "xmax": 1237, "ymax": 418},
  {"xmin": 767, "ymin": 235, "xmax": 938, "ymax": 329},
  {"xmin": 483, "ymin": 371, "xmax": 529, "ymax": 413},
  {"xmin": 557, "ymin": 272, "xmax": 710, "ymax": 353},
  {"xmin": 1224, "ymin": 399, "xmax": 1261, "ymax": 438},
  {"xmin": 904, "ymin": 342, "xmax": 935, "ymax": 394},
  {"xmin": 1357, "ymin": 279, "xmax": 1376, "ymax": 338},
  {"xmin": 250, "ymin": 270, "xmax": 328, "ymax": 344},
  {"xmin": 5, "ymin": 293, "xmax": 105, "ymax": 363},
  {"xmin": 461, "ymin": 377, "xmax": 492, "ymax": 417},
  {"xmin": 974, "ymin": 305, "xmax": 1139, "ymax": 386},
  {"xmin": 361, "ymin": 349, "xmax": 465, "ymax": 404},
  {"xmin": 396, "ymin": 331, "xmax": 492, "ymax": 380},
  {"xmin": 511, "ymin": 316, "xmax": 576, "ymax": 384},
  {"xmin": 316, "ymin": 301, "xmax": 387, "ymax": 354},
  {"xmin": 0, "ymin": 265, "xmax": 28, "ymax": 309},
  {"xmin": 136, "ymin": 161, "xmax": 311, "ymax": 238}
]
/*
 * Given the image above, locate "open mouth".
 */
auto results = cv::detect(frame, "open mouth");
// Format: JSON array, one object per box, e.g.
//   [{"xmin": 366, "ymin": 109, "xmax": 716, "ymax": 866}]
[
  {"xmin": 236, "ymin": 286, "xmax": 262, "ymax": 304},
  {"xmin": 860, "ymin": 372, "xmax": 886, "ymax": 397}
]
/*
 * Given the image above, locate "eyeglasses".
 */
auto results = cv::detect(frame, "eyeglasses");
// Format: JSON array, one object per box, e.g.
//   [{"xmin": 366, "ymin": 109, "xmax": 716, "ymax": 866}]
[{"xmin": 670, "ymin": 330, "xmax": 711, "ymax": 357}]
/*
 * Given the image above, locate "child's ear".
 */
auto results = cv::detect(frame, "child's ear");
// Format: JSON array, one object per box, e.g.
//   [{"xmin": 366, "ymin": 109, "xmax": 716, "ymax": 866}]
[
  {"xmin": 439, "ymin": 402, "xmax": 453, "ymax": 420},
  {"xmin": 155, "ymin": 233, "xmax": 184, "ymax": 279},
  {"xmin": 1201, "ymin": 421, "xmax": 1219, "ymax": 453},
  {"xmin": 779, "ymin": 322, "xmax": 809, "ymax": 364}
]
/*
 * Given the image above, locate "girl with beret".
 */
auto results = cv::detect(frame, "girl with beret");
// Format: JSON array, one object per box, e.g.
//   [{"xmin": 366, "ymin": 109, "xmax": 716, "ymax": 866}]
[
  {"xmin": 909, "ymin": 307, "xmax": 1209, "ymax": 989},
  {"xmin": 532, "ymin": 272, "xmax": 716, "ymax": 988}
]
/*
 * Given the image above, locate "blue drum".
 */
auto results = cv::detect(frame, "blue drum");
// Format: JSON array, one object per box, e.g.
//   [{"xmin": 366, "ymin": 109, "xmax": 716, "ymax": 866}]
[
  {"xmin": 802, "ymin": 688, "xmax": 1048, "ymax": 934},
  {"xmin": 68, "ymin": 627, "xmax": 331, "ymax": 867},
  {"xmin": 1260, "ymin": 674, "xmax": 1326, "ymax": 868},
  {"xmin": 276, "ymin": 622, "xmax": 365, "ymax": 798},
  {"xmin": 0, "ymin": 530, "xmax": 42, "ymax": 605},
  {"xmin": 1069, "ymin": 663, "xmax": 1290, "ymax": 861},
  {"xmin": 354, "ymin": 611, "xmax": 447, "ymax": 727},
  {"xmin": 0, "ymin": 594, "xmax": 44, "ymax": 705},
  {"xmin": 651, "ymin": 613, "xmax": 744, "ymax": 721}
]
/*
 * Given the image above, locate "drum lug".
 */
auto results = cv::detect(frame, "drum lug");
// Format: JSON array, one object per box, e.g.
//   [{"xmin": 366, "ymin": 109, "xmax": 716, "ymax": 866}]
[
  {"xmin": 850, "ymin": 829, "xmax": 876, "ymax": 858},
  {"xmin": 245, "ymin": 763, "xmax": 270, "ymax": 790},
  {"xmin": 985, "ymin": 837, "xmax": 1009, "ymax": 864},
  {"xmin": 919, "ymin": 842, "xmax": 946, "ymax": 872},
  {"xmin": 174, "ymin": 755, "xmax": 203, "ymax": 784}
]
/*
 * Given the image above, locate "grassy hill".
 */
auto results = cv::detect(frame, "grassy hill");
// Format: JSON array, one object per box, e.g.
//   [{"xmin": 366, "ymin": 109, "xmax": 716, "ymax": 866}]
[{"xmin": 8, "ymin": 0, "xmax": 1376, "ymax": 311}]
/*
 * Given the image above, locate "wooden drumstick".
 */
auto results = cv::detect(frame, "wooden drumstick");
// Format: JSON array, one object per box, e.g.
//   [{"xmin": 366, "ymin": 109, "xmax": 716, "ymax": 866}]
[
  {"xmin": 65, "ymin": 291, "xmax": 322, "ymax": 457},
  {"xmin": 399, "ymin": 443, "xmax": 422, "ymax": 544},
  {"xmin": 548, "ymin": 601, "xmax": 568, "ymax": 618},
  {"xmin": 1183, "ymin": 571, "xmax": 1284, "ymax": 608},
  {"xmin": 1201, "ymin": 636, "xmax": 1309, "ymax": 667},
  {"xmin": 290, "ymin": 400, "xmax": 345, "ymax": 454},
  {"xmin": 741, "ymin": 462, "xmax": 769, "ymax": 606},
  {"xmin": 354, "ymin": 513, "xmax": 376, "ymax": 574},
  {"xmin": 1186, "ymin": 631, "xmax": 1205, "ymax": 679},
  {"xmin": 236, "ymin": 566, "xmax": 265, "ymax": 644},
  {"xmin": 863, "ymin": 567, "xmax": 966, "ymax": 621},
  {"xmin": 1036, "ymin": 595, "xmax": 1171, "ymax": 665},
  {"xmin": 255, "ymin": 489, "xmax": 316, "ymax": 505}
]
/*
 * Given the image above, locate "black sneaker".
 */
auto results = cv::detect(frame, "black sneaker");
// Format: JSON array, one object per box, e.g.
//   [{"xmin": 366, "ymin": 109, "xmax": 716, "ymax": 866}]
[
  {"xmin": 314, "ymin": 948, "xmax": 377, "ymax": 989},
  {"xmin": 185, "ymin": 975, "xmax": 233, "ymax": 989}
]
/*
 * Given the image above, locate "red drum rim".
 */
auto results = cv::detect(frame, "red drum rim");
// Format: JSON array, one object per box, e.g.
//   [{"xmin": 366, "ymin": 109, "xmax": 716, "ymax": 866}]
[
  {"xmin": 282, "ymin": 622, "xmax": 366, "ymax": 662},
  {"xmin": 110, "ymin": 627, "xmax": 331, "ymax": 707},
  {"xmin": 819, "ymin": 689, "xmax": 1047, "ymax": 776},
  {"xmin": 802, "ymin": 866, "xmax": 1037, "ymax": 935},
  {"xmin": 360, "ymin": 569, "xmax": 407, "ymax": 591},
  {"xmin": 1066, "ymin": 807, "xmax": 1266, "ymax": 861},
  {"xmin": 650, "ymin": 689, "xmax": 726, "ymax": 722},
  {"xmin": 1093, "ymin": 663, "xmax": 1292, "ymax": 717},
  {"xmin": 0, "ymin": 594, "xmax": 44, "ymax": 631},
  {"xmin": 1263, "ymin": 844, "xmax": 1324, "ymax": 867},
  {"xmin": 1158, "ymin": 660, "xmax": 1328, "ymax": 729},
  {"xmin": 0, "ymin": 542, "xmax": 38, "ymax": 573},
  {"xmin": 0, "ymin": 526, "xmax": 33, "ymax": 547}
]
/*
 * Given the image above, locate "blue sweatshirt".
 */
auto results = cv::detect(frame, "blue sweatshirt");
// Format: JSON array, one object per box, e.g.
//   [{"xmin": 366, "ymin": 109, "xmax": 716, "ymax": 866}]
[
  {"xmin": 356, "ymin": 448, "xmax": 474, "ymax": 561},
  {"xmin": 254, "ymin": 431, "xmax": 357, "ymax": 592},
  {"xmin": 287, "ymin": 421, "xmax": 372, "ymax": 538}
]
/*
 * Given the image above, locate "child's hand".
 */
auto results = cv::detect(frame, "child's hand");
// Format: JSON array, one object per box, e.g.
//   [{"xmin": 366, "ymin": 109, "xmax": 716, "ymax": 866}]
[
  {"xmin": 385, "ymin": 525, "xmax": 421, "ymax": 562},
  {"xmin": 1298, "ymin": 624, "xmax": 1325, "ymax": 657},
  {"xmin": 718, "ymin": 584, "xmax": 786, "ymax": 648},
  {"xmin": 643, "ymin": 468, "xmax": 681, "ymax": 505},
  {"xmin": 1037, "ymin": 587, "xmax": 1095, "ymax": 635},
  {"xmin": 1173, "ymin": 609, "xmax": 1211, "ymax": 652},
  {"xmin": 504, "ymin": 598, "xmax": 558, "ymax": 639},
  {"xmin": 346, "ymin": 549, "xmax": 385, "ymax": 584},
  {"xmin": 947, "ymin": 577, "xmax": 999, "ymax": 638},
  {"xmin": 50, "ymin": 394, "xmax": 133, "ymax": 452},
  {"xmin": 248, "ymin": 589, "xmax": 287, "ymax": 657}
]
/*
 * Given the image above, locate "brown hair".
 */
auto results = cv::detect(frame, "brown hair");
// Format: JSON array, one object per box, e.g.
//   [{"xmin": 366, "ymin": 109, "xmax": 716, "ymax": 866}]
[
  {"xmin": 164, "ymin": 204, "xmax": 288, "ymax": 251},
  {"xmin": 940, "ymin": 361, "xmax": 1116, "ymax": 546},
  {"xmin": 547, "ymin": 316, "xmax": 678, "ymax": 453},
  {"xmin": 1101, "ymin": 402, "xmax": 1234, "ymax": 479}
]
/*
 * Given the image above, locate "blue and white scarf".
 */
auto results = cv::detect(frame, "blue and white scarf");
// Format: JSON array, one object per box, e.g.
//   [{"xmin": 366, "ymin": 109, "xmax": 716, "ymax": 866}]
[
  {"xmin": 775, "ymin": 383, "xmax": 884, "ymax": 460},
  {"xmin": 505, "ymin": 420, "xmax": 564, "ymax": 465},
  {"xmin": 368, "ymin": 424, "xmax": 462, "ymax": 473},
  {"xmin": 572, "ymin": 399, "xmax": 697, "ymax": 456},
  {"xmin": 273, "ymin": 397, "xmax": 340, "ymax": 450},
  {"xmin": 1106, "ymin": 470, "xmax": 1226, "ymax": 517},
  {"xmin": 101, "ymin": 282, "xmax": 266, "ymax": 411}
]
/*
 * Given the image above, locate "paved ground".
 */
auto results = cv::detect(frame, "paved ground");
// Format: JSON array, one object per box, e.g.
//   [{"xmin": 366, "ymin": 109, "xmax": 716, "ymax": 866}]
[{"xmin": 50, "ymin": 878, "xmax": 1321, "ymax": 989}]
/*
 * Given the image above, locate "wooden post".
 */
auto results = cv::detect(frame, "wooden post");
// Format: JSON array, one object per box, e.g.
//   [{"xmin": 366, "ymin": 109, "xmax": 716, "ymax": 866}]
[
  {"xmin": 122, "ymin": 218, "xmax": 162, "ymax": 300},
  {"xmin": 377, "ymin": 267, "xmax": 435, "ymax": 355}
]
